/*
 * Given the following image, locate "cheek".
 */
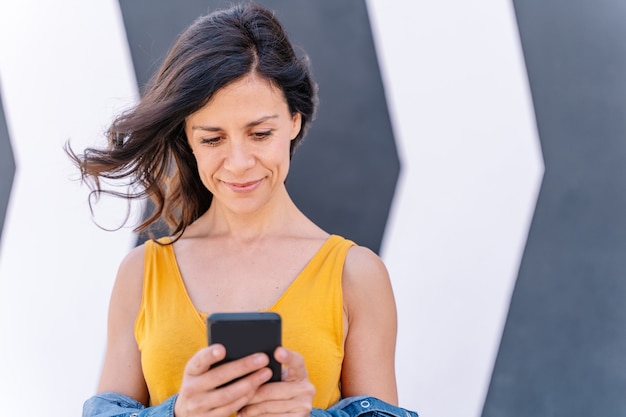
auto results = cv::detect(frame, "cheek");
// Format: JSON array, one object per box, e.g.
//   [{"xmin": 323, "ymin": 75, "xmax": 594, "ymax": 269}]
[
  {"xmin": 192, "ymin": 154, "xmax": 218, "ymax": 185},
  {"xmin": 274, "ymin": 145, "xmax": 292, "ymax": 178},
  {"xmin": 267, "ymin": 143, "xmax": 292, "ymax": 171}
]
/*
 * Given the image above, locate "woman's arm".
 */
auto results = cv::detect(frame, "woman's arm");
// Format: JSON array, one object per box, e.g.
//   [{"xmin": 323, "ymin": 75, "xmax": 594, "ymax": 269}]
[
  {"xmin": 340, "ymin": 246, "xmax": 399, "ymax": 405},
  {"xmin": 97, "ymin": 245, "xmax": 150, "ymax": 404}
]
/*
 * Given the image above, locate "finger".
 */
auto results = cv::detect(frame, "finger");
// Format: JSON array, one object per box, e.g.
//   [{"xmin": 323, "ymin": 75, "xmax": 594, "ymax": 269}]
[
  {"xmin": 184, "ymin": 345, "xmax": 226, "ymax": 377},
  {"xmin": 246, "ymin": 378, "xmax": 316, "ymax": 407},
  {"xmin": 274, "ymin": 347, "xmax": 308, "ymax": 382},
  {"xmin": 222, "ymin": 367, "xmax": 273, "ymax": 399},
  {"xmin": 178, "ymin": 367, "xmax": 273, "ymax": 417},
  {"xmin": 210, "ymin": 352, "xmax": 271, "ymax": 388},
  {"xmin": 241, "ymin": 394, "xmax": 313, "ymax": 417},
  {"xmin": 240, "ymin": 399, "xmax": 292, "ymax": 417},
  {"xmin": 211, "ymin": 368, "xmax": 274, "ymax": 409}
]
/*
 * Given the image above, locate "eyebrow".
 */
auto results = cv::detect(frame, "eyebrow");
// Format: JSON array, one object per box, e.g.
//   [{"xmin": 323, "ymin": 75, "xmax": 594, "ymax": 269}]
[{"xmin": 191, "ymin": 115, "xmax": 280, "ymax": 132}]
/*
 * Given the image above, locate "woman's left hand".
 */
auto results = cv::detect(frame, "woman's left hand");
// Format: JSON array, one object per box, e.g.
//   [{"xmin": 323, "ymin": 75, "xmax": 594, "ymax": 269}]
[{"xmin": 238, "ymin": 347, "xmax": 316, "ymax": 417}]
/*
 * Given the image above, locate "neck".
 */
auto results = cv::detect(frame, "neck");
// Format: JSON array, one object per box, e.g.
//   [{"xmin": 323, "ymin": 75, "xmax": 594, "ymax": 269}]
[{"xmin": 199, "ymin": 187, "xmax": 301, "ymax": 242}]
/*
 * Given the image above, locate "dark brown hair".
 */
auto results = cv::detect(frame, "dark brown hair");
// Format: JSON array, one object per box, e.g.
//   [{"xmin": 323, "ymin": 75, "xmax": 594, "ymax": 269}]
[{"xmin": 67, "ymin": 2, "xmax": 317, "ymax": 240}]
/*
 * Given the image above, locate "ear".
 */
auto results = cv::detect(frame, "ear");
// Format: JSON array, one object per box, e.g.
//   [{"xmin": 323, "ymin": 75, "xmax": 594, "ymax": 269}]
[{"xmin": 290, "ymin": 113, "xmax": 302, "ymax": 140}]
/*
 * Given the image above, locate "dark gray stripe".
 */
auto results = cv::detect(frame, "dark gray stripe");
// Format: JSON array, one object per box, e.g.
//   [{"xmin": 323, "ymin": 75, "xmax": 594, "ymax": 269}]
[
  {"xmin": 118, "ymin": 0, "xmax": 399, "ymax": 252},
  {"xmin": 483, "ymin": 1, "xmax": 626, "ymax": 415},
  {"xmin": 0, "ymin": 80, "xmax": 16, "ymax": 249}
]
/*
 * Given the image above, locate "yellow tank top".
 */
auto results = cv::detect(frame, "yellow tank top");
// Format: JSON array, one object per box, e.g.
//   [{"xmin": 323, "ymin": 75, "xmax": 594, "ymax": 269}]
[{"xmin": 134, "ymin": 235, "xmax": 354, "ymax": 408}]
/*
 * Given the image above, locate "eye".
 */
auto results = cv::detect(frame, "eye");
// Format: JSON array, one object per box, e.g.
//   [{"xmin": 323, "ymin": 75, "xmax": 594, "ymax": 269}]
[
  {"xmin": 200, "ymin": 137, "xmax": 224, "ymax": 146},
  {"xmin": 252, "ymin": 130, "xmax": 273, "ymax": 140}
]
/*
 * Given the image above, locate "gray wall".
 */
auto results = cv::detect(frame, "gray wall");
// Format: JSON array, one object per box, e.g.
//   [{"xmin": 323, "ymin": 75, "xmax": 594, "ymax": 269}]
[
  {"xmin": 483, "ymin": 1, "xmax": 626, "ymax": 415},
  {"xmin": 0, "ymin": 84, "xmax": 15, "ymax": 246}
]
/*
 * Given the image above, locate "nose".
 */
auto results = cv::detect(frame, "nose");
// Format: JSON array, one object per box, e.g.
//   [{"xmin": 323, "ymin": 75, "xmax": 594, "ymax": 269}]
[{"xmin": 223, "ymin": 139, "xmax": 255, "ymax": 174}]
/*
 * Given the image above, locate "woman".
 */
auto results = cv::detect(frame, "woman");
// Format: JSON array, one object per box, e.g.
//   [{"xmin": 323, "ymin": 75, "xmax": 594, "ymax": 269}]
[{"xmin": 70, "ymin": 3, "xmax": 398, "ymax": 417}]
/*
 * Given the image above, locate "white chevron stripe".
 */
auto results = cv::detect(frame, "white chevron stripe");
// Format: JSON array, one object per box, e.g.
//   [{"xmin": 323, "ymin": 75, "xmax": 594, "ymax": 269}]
[
  {"xmin": 0, "ymin": 1, "xmax": 138, "ymax": 415},
  {"xmin": 367, "ymin": 1, "xmax": 543, "ymax": 416}
]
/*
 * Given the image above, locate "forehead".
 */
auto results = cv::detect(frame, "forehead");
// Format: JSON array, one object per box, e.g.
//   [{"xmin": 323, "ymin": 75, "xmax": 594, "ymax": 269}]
[
  {"xmin": 209, "ymin": 74, "xmax": 287, "ymax": 109},
  {"xmin": 187, "ymin": 74, "xmax": 289, "ymax": 124}
]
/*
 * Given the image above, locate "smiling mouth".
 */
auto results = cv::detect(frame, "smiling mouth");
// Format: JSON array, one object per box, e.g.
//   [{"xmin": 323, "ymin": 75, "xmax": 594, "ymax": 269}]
[{"xmin": 223, "ymin": 179, "xmax": 263, "ymax": 193}]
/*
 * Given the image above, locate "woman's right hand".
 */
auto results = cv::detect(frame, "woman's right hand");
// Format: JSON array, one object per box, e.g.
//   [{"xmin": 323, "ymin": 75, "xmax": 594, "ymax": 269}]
[{"xmin": 174, "ymin": 344, "xmax": 274, "ymax": 417}]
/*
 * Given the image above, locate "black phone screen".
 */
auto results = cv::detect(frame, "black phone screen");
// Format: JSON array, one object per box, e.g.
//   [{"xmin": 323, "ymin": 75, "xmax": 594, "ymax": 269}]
[{"xmin": 207, "ymin": 312, "xmax": 282, "ymax": 383}]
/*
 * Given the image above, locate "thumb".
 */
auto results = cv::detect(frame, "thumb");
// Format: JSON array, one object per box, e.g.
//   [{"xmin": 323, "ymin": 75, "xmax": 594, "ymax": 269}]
[{"xmin": 275, "ymin": 347, "xmax": 308, "ymax": 382}]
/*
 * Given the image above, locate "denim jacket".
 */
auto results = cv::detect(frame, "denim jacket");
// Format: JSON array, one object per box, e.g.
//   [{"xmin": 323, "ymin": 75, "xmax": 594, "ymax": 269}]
[
  {"xmin": 312, "ymin": 396, "xmax": 418, "ymax": 417},
  {"xmin": 83, "ymin": 392, "xmax": 418, "ymax": 417}
]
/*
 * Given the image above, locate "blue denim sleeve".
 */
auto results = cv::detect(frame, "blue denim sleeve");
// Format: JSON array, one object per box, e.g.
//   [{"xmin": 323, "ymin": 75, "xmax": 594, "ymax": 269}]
[
  {"xmin": 311, "ymin": 396, "xmax": 419, "ymax": 417},
  {"xmin": 84, "ymin": 393, "xmax": 418, "ymax": 417},
  {"xmin": 82, "ymin": 392, "xmax": 178, "ymax": 417}
]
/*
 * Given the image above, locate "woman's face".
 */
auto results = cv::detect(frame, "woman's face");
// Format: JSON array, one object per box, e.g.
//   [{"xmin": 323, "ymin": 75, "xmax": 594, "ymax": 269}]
[{"xmin": 185, "ymin": 74, "xmax": 302, "ymax": 215}]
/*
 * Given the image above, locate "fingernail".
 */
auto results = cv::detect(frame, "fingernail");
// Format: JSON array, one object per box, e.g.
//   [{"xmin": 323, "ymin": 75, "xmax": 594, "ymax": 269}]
[
  {"xmin": 210, "ymin": 345, "xmax": 223, "ymax": 357},
  {"xmin": 276, "ymin": 347, "xmax": 286, "ymax": 359},
  {"xmin": 254, "ymin": 353, "xmax": 268, "ymax": 365}
]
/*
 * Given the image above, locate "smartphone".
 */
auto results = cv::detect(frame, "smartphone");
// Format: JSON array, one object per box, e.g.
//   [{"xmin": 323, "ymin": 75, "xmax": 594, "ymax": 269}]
[{"xmin": 207, "ymin": 312, "xmax": 282, "ymax": 384}]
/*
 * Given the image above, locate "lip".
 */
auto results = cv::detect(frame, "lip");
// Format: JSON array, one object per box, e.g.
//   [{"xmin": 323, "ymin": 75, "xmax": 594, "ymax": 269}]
[{"xmin": 222, "ymin": 178, "xmax": 264, "ymax": 193}]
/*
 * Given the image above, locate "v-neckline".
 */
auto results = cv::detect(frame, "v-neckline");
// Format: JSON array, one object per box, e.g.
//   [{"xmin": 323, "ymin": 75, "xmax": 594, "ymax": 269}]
[{"xmin": 162, "ymin": 235, "xmax": 337, "ymax": 328}]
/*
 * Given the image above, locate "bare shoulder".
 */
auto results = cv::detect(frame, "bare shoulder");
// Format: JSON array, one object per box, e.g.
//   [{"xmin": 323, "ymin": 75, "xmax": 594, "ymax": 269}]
[
  {"xmin": 110, "ymin": 243, "xmax": 147, "ymax": 313},
  {"xmin": 343, "ymin": 245, "xmax": 391, "ymax": 291},
  {"xmin": 342, "ymin": 244, "xmax": 396, "ymax": 319},
  {"xmin": 118, "ymin": 243, "xmax": 146, "ymax": 273},
  {"xmin": 117, "ymin": 244, "xmax": 145, "ymax": 284}
]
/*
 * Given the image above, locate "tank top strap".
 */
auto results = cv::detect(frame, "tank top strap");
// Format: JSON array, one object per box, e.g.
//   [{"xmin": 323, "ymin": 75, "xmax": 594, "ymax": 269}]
[
  {"xmin": 134, "ymin": 237, "xmax": 207, "ymax": 406},
  {"xmin": 135, "ymin": 238, "xmax": 205, "ymax": 349},
  {"xmin": 269, "ymin": 234, "xmax": 355, "ymax": 408}
]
